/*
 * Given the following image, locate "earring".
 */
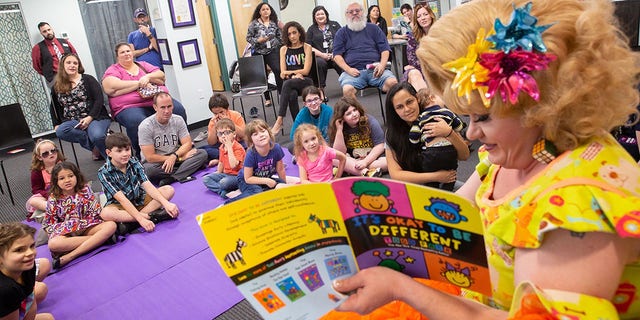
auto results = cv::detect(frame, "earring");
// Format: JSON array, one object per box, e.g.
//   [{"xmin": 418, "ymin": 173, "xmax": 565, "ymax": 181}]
[{"xmin": 532, "ymin": 138, "xmax": 557, "ymax": 164}]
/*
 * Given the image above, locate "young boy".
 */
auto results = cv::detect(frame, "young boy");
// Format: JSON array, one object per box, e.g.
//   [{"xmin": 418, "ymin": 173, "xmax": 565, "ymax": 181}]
[
  {"xmin": 199, "ymin": 93, "xmax": 246, "ymax": 167},
  {"xmin": 202, "ymin": 119, "xmax": 246, "ymax": 198},
  {"xmin": 98, "ymin": 133, "xmax": 179, "ymax": 233}
]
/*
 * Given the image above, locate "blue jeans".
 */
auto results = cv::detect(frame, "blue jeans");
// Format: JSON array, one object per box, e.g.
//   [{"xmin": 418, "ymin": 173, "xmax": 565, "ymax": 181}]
[
  {"xmin": 338, "ymin": 68, "xmax": 395, "ymax": 90},
  {"xmin": 225, "ymin": 176, "xmax": 285, "ymax": 204},
  {"xmin": 202, "ymin": 172, "xmax": 239, "ymax": 197},
  {"xmin": 56, "ymin": 119, "xmax": 111, "ymax": 159},
  {"xmin": 114, "ymin": 98, "xmax": 187, "ymax": 157}
]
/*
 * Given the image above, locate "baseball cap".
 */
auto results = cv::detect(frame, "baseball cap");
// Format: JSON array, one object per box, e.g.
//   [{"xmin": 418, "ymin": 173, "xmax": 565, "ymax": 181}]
[{"xmin": 134, "ymin": 8, "xmax": 148, "ymax": 18}]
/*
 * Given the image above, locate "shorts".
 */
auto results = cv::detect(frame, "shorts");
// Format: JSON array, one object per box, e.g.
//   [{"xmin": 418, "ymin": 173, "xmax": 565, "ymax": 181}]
[
  {"xmin": 106, "ymin": 194, "xmax": 153, "ymax": 211},
  {"xmin": 338, "ymin": 68, "xmax": 395, "ymax": 90}
]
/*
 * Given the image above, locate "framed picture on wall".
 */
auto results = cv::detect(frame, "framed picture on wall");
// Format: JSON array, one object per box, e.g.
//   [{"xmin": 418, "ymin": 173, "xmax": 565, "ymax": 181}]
[
  {"xmin": 168, "ymin": 0, "xmax": 196, "ymax": 28},
  {"xmin": 177, "ymin": 39, "xmax": 201, "ymax": 68},
  {"xmin": 157, "ymin": 39, "xmax": 172, "ymax": 65},
  {"xmin": 427, "ymin": 0, "xmax": 442, "ymax": 18}
]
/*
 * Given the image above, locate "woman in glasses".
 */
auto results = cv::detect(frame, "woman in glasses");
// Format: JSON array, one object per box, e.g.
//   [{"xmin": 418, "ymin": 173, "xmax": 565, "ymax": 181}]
[{"xmin": 51, "ymin": 53, "xmax": 111, "ymax": 160}]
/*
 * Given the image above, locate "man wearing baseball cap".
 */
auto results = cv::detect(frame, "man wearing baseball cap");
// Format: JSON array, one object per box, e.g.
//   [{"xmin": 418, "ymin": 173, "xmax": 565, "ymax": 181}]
[{"xmin": 128, "ymin": 8, "xmax": 162, "ymax": 69}]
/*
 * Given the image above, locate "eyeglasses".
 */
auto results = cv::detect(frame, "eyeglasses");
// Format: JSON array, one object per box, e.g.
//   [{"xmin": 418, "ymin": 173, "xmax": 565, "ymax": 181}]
[
  {"xmin": 40, "ymin": 149, "xmax": 58, "ymax": 157},
  {"xmin": 346, "ymin": 8, "xmax": 362, "ymax": 15},
  {"xmin": 216, "ymin": 130, "xmax": 234, "ymax": 137},
  {"xmin": 305, "ymin": 97, "xmax": 321, "ymax": 104}
]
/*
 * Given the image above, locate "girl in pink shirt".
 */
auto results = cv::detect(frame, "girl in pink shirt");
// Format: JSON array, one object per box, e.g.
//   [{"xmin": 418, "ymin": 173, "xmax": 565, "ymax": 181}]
[{"xmin": 294, "ymin": 124, "xmax": 345, "ymax": 183}]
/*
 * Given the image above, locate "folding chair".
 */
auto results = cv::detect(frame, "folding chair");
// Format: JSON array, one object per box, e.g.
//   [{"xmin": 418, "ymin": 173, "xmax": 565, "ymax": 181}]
[
  {"xmin": 231, "ymin": 55, "xmax": 278, "ymax": 122},
  {"xmin": 0, "ymin": 103, "xmax": 35, "ymax": 205},
  {"xmin": 360, "ymin": 86, "xmax": 385, "ymax": 124}
]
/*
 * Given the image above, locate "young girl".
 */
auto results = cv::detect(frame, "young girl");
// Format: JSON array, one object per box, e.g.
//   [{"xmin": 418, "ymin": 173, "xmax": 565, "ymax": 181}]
[
  {"xmin": 0, "ymin": 222, "xmax": 54, "ymax": 320},
  {"xmin": 43, "ymin": 162, "xmax": 117, "ymax": 269},
  {"xmin": 227, "ymin": 119, "xmax": 288, "ymax": 203},
  {"xmin": 328, "ymin": 97, "xmax": 387, "ymax": 177},
  {"xmin": 26, "ymin": 140, "xmax": 66, "ymax": 221},
  {"xmin": 294, "ymin": 124, "xmax": 346, "ymax": 183}
]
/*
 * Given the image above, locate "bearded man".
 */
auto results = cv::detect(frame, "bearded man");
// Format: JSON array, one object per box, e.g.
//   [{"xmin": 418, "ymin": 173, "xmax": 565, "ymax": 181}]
[{"xmin": 332, "ymin": 2, "xmax": 397, "ymax": 99}]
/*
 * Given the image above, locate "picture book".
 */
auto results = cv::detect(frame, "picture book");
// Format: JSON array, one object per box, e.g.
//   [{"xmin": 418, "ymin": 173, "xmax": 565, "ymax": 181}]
[{"xmin": 197, "ymin": 177, "xmax": 489, "ymax": 320}]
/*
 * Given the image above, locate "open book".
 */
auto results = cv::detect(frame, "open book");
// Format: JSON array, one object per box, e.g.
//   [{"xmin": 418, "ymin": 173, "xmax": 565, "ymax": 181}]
[{"xmin": 197, "ymin": 177, "xmax": 490, "ymax": 320}]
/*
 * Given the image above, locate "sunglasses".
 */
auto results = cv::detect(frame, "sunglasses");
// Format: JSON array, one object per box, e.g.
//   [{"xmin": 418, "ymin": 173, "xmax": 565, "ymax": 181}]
[
  {"xmin": 216, "ymin": 130, "xmax": 234, "ymax": 137},
  {"xmin": 40, "ymin": 148, "xmax": 58, "ymax": 157}
]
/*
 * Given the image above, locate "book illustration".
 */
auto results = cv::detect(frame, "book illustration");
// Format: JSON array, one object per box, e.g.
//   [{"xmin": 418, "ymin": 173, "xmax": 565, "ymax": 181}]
[
  {"xmin": 308, "ymin": 213, "xmax": 341, "ymax": 234},
  {"xmin": 224, "ymin": 238, "xmax": 247, "ymax": 269},
  {"xmin": 199, "ymin": 177, "xmax": 490, "ymax": 319},
  {"xmin": 324, "ymin": 255, "xmax": 352, "ymax": 280},
  {"xmin": 276, "ymin": 276, "xmax": 306, "ymax": 302},
  {"xmin": 297, "ymin": 264, "xmax": 324, "ymax": 291},
  {"xmin": 351, "ymin": 180, "xmax": 397, "ymax": 214},
  {"xmin": 253, "ymin": 287, "xmax": 286, "ymax": 314}
]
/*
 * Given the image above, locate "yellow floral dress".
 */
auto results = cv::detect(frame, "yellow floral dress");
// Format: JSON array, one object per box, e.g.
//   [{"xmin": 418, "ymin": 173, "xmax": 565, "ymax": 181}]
[{"xmin": 476, "ymin": 135, "xmax": 640, "ymax": 319}]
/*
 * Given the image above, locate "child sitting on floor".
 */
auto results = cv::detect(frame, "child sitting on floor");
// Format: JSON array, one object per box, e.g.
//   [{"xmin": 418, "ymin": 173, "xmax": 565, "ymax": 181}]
[
  {"xmin": 44, "ymin": 161, "xmax": 117, "ymax": 269},
  {"xmin": 226, "ymin": 119, "xmax": 290, "ymax": 203},
  {"xmin": 293, "ymin": 124, "xmax": 346, "ymax": 183},
  {"xmin": 26, "ymin": 139, "xmax": 66, "ymax": 222},
  {"xmin": 0, "ymin": 223, "xmax": 54, "ymax": 320},
  {"xmin": 202, "ymin": 119, "xmax": 246, "ymax": 198},
  {"xmin": 199, "ymin": 93, "xmax": 246, "ymax": 167},
  {"xmin": 98, "ymin": 133, "xmax": 178, "ymax": 234}
]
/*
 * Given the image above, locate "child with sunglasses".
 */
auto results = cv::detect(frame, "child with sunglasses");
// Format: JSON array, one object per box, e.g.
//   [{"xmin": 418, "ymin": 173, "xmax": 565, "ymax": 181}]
[{"xmin": 26, "ymin": 140, "xmax": 66, "ymax": 222}]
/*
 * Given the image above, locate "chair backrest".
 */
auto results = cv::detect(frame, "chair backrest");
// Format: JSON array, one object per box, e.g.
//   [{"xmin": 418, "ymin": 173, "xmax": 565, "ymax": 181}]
[
  {"xmin": 0, "ymin": 103, "xmax": 34, "ymax": 156},
  {"xmin": 238, "ymin": 55, "xmax": 268, "ymax": 89},
  {"xmin": 309, "ymin": 51, "xmax": 320, "ymax": 88}
]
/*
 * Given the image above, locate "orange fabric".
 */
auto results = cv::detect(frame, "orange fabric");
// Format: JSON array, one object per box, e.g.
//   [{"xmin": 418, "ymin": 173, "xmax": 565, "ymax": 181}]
[
  {"xmin": 319, "ymin": 279, "xmax": 461, "ymax": 320},
  {"xmin": 508, "ymin": 294, "xmax": 555, "ymax": 320}
]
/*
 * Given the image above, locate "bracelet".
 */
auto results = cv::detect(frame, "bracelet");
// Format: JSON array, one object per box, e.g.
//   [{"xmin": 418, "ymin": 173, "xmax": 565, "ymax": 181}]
[{"xmin": 445, "ymin": 128, "xmax": 454, "ymax": 138}]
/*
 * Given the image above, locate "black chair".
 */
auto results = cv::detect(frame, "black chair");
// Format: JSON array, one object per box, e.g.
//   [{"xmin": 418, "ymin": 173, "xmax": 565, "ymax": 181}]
[
  {"xmin": 0, "ymin": 103, "xmax": 35, "ymax": 205},
  {"xmin": 308, "ymin": 52, "xmax": 327, "ymax": 100},
  {"xmin": 231, "ymin": 55, "xmax": 278, "ymax": 122}
]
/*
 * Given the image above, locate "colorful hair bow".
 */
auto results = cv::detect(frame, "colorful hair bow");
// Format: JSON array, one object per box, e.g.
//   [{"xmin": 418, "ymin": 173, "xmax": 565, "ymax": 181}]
[{"xmin": 443, "ymin": 2, "xmax": 556, "ymax": 107}]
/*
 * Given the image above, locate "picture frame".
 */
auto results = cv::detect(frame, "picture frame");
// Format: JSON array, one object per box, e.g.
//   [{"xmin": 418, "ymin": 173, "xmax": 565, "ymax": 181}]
[
  {"xmin": 177, "ymin": 39, "xmax": 201, "ymax": 68},
  {"xmin": 168, "ymin": 0, "xmax": 196, "ymax": 28},
  {"xmin": 157, "ymin": 39, "xmax": 172, "ymax": 65}
]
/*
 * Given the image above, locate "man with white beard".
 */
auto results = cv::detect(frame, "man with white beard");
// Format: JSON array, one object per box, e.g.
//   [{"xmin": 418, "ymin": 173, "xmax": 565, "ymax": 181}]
[{"xmin": 332, "ymin": 2, "xmax": 398, "ymax": 100}]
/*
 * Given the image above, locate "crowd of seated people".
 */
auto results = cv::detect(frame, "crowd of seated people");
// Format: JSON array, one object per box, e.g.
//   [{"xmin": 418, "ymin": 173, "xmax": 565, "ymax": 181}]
[{"xmin": 11, "ymin": 1, "xmax": 640, "ymax": 319}]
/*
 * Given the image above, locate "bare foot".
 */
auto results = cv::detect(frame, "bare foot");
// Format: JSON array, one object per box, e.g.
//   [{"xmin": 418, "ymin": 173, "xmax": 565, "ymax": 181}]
[{"xmin": 208, "ymin": 159, "xmax": 219, "ymax": 167}]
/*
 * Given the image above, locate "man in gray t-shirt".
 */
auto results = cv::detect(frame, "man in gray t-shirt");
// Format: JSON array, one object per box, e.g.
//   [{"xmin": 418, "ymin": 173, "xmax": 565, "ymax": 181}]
[{"xmin": 138, "ymin": 92, "xmax": 207, "ymax": 186}]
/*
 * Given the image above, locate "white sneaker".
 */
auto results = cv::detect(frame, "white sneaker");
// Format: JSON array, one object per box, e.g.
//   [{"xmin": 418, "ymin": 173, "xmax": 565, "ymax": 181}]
[{"xmin": 193, "ymin": 131, "xmax": 208, "ymax": 142}]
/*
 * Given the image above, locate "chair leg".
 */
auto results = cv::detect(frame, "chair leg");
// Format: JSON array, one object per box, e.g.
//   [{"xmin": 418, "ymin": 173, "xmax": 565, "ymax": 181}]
[
  {"xmin": 0, "ymin": 160, "xmax": 15, "ymax": 205},
  {"xmin": 70, "ymin": 142, "xmax": 80, "ymax": 169},
  {"xmin": 377, "ymin": 89, "xmax": 385, "ymax": 124}
]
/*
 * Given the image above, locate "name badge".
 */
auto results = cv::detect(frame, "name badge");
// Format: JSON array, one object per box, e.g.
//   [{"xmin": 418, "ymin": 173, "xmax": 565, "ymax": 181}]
[{"xmin": 322, "ymin": 41, "xmax": 329, "ymax": 49}]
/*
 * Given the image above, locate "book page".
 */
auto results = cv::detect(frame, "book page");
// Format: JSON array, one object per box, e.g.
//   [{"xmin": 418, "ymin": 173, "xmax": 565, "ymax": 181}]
[
  {"xmin": 331, "ymin": 177, "xmax": 491, "ymax": 296},
  {"xmin": 198, "ymin": 183, "xmax": 357, "ymax": 320}
]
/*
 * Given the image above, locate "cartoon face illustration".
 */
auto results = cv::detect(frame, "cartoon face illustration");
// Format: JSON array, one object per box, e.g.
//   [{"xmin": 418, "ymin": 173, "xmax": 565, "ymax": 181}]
[
  {"xmin": 441, "ymin": 262, "xmax": 473, "ymax": 288},
  {"xmin": 351, "ymin": 180, "xmax": 396, "ymax": 214},
  {"xmin": 425, "ymin": 198, "xmax": 466, "ymax": 224}
]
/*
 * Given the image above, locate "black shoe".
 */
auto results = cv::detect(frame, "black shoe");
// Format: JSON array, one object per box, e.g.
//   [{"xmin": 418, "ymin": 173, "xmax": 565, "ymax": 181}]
[
  {"xmin": 159, "ymin": 177, "xmax": 177, "ymax": 187},
  {"xmin": 149, "ymin": 208, "xmax": 173, "ymax": 224},
  {"xmin": 249, "ymin": 106, "xmax": 259, "ymax": 118},
  {"xmin": 105, "ymin": 232, "xmax": 119, "ymax": 245},
  {"xmin": 52, "ymin": 256, "xmax": 61, "ymax": 270},
  {"xmin": 116, "ymin": 222, "xmax": 141, "ymax": 236}
]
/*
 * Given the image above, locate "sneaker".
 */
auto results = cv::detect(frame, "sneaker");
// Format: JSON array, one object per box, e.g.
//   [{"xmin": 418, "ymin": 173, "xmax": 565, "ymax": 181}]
[
  {"xmin": 193, "ymin": 130, "xmax": 208, "ymax": 142},
  {"xmin": 364, "ymin": 168, "xmax": 382, "ymax": 178},
  {"xmin": 249, "ymin": 106, "xmax": 259, "ymax": 118}
]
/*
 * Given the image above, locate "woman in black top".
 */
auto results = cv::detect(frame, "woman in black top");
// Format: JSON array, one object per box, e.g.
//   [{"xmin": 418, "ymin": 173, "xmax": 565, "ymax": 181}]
[
  {"xmin": 367, "ymin": 5, "xmax": 388, "ymax": 36},
  {"xmin": 306, "ymin": 6, "xmax": 342, "ymax": 95}
]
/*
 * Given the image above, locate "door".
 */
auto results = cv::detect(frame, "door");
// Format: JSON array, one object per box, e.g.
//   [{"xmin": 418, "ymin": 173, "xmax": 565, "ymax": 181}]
[
  {"xmin": 196, "ymin": 0, "xmax": 224, "ymax": 91},
  {"xmin": 229, "ymin": 0, "xmax": 263, "ymax": 57}
]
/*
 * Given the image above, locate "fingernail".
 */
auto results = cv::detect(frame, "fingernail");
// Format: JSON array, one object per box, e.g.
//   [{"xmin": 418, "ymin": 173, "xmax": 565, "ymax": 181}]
[{"xmin": 332, "ymin": 279, "xmax": 341, "ymax": 288}]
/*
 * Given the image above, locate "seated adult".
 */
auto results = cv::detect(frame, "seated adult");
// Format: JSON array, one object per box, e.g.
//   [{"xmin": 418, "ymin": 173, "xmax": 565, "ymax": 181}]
[
  {"xmin": 306, "ymin": 5, "xmax": 343, "ymax": 97},
  {"xmin": 138, "ymin": 92, "xmax": 207, "ymax": 186},
  {"xmin": 390, "ymin": 3, "xmax": 412, "ymax": 40},
  {"xmin": 328, "ymin": 96, "xmax": 387, "ymax": 177},
  {"xmin": 102, "ymin": 42, "xmax": 187, "ymax": 157},
  {"xmin": 51, "ymin": 53, "xmax": 111, "ymax": 160},
  {"xmin": 366, "ymin": 5, "xmax": 388, "ymax": 36},
  {"xmin": 384, "ymin": 82, "xmax": 466, "ymax": 189},
  {"xmin": 331, "ymin": 0, "xmax": 640, "ymax": 319},
  {"xmin": 333, "ymin": 2, "xmax": 398, "ymax": 100},
  {"xmin": 402, "ymin": 3, "xmax": 437, "ymax": 91}
]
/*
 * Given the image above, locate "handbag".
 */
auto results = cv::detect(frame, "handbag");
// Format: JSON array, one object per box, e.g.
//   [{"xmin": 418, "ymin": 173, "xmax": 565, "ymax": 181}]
[{"xmin": 138, "ymin": 84, "xmax": 163, "ymax": 99}]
